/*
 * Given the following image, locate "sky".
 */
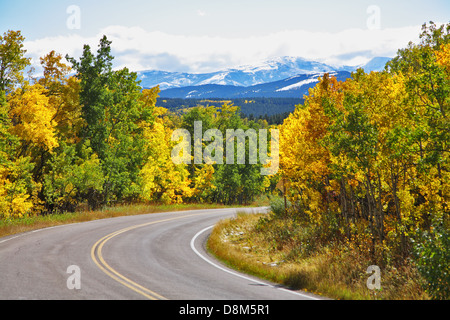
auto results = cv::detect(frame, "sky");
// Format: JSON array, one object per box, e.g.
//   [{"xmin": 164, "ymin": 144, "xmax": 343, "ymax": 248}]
[{"xmin": 1, "ymin": 0, "xmax": 449, "ymax": 74}]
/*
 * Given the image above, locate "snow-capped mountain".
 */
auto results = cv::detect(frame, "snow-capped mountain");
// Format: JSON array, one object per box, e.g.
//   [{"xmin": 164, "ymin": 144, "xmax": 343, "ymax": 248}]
[
  {"xmin": 137, "ymin": 56, "xmax": 391, "ymax": 91},
  {"xmin": 158, "ymin": 71, "xmax": 352, "ymax": 99},
  {"xmin": 138, "ymin": 56, "xmax": 337, "ymax": 90}
]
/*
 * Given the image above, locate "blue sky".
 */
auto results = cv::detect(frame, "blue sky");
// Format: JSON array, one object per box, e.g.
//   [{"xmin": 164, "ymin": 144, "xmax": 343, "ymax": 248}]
[{"xmin": 1, "ymin": 0, "xmax": 449, "ymax": 73}]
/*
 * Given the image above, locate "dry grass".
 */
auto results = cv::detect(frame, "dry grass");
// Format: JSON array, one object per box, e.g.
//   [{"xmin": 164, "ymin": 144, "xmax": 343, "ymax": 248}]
[
  {"xmin": 0, "ymin": 202, "xmax": 234, "ymax": 239},
  {"xmin": 207, "ymin": 212, "xmax": 430, "ymax": 300}
]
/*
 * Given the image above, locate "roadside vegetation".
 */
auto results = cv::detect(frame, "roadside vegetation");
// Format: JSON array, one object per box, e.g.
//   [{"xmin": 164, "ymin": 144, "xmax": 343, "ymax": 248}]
[
  {"xmin": 208, "ymin": 205, "xmax": 429, "ymax": 300},
  {"xmin": 1, "ymin": 22, "xmax": 448, "ymax": 300},
  {"xmin": 0, "ymin": 30, "xmax": 274, "ymax": 220},
  {"xmin": 0, "ymin": 202, "xmax": 241, "ymax": 239},
  {"xmin": 209, "ymin": 23, "xmax": 449, "ymax": 300}
]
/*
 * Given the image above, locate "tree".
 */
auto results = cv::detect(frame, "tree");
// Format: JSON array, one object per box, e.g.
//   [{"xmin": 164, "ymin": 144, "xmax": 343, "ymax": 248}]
[
  {"xmin": 38, "ymin": 51, "xmax": 83, "ymax": 143},
  {"xmin": 140, "ymin": 106, "xmax": 193, "ymax": 204},
  {"xmin": 42, "ymin": 141, "xmax": 104, "ymax": 213},
  {"xmin": 8, "ymin": 83, "xmax": 59, "ymax": 153},
  {"xmin": 66, "ymin": 35, "xmax": 115, "ymax": 158},
  {"xmin": 0, "ymin": 30, "xmax": 31, "ymax": 93},
  {"xmin": 180, "ymin": 103, "xmax": 268, "ymax": 205},
  {"xmin": 67, "ymin": 36, "xmax": 156, "ymax": 205},
  {"xmin": 0, "ymin": 89, "xmax": 35, "ymax": 218},
  {"xmin": 279, "ymin": 73, "xmax": 339, "ymax": 222},
  {"xmin": 387, "ymin": 22, "xmax": 449, "ymax": 228}
]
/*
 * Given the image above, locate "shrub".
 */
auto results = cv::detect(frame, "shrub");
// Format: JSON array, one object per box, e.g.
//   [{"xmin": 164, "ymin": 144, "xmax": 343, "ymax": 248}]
[
  {"xmin": 269, "ymin": 196, "xmax": 291, "ymax": 217},
  {"xmin": 412, "ymin": 222, "xmax": 449, "ymax": 300}
]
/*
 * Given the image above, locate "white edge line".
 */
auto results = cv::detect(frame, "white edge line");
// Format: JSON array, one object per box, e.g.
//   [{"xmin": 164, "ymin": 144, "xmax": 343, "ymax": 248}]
[
  {"xmin": 0, "ymin": 235, "xmax": 20, "ymax": 244},
  {"xmin": 0, "ymin": 223, "xmax": 82, "ymax": 245},
  {"xmin": 190, "ymin": 225, "xmax": 321, "ymax": 300}
]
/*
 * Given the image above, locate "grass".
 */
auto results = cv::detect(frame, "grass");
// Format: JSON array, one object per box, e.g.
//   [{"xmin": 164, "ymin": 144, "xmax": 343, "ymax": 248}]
[
  {"xmin": 0, "ymin": 193, "xmax": 271, "ymax": 239},
  {"xmin": 0, "ymin": 202, "xmax": 239, "ymax": 239},
  {"xmin": 207, "ymin": 211, "xmax": 430, "ymax": 300}
]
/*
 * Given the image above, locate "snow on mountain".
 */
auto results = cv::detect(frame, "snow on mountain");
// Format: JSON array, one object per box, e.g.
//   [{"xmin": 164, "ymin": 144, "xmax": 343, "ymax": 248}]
[
  {"xmin": 276, "ymin": 78, "xmax": 319, "ymax": 92},
  {"xmin": 158, "ymin": 71, "xmax": 352, "ymax": 99},
  {"xmin": 136, "ymin": 56, "xmax": 391, "ymax": 97},
  {"xmin": 232, "ymin": 56, "xmax": 335, "ymax": 75},
  {"xmin": 137, "ymin": 56, "xmax": 338, "ymax": 90},
  {"xmin": 275, "ymin": 72, "xmax": 331, "ymax": 92}
]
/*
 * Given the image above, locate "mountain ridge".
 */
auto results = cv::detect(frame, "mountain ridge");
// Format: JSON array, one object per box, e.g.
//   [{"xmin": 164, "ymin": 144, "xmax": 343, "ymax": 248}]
[
  {"xmin": 158, "ymin": 71, "xmax": 352, "ymax": 99},
  {"xmin": 137, "ymin": 56, "xmax": 391, "ymax": 91}
]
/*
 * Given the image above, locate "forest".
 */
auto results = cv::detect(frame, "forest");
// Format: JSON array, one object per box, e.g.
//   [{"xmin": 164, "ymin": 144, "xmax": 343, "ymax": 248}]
[
  {"xmin": 0, "ymin": 31, "xmax": 279, "ymax": 218},
  {"xmin": 157, "ymin": 97, "xmax": 301, "ymax": 124},
  {"xmin": 276, "ymin": 22, "xmax": 449, "ymax": 299},
  {"xmin": 0, "ymin": 21, "xmax": 448, "ymax": 299}
]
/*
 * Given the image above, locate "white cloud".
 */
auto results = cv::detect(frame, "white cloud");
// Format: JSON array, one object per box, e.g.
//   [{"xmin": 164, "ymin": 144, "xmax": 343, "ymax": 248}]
[
  {"xmin": 23, "ymin": 24, "xmax": 423, "ymax": 74},
  {"xmin": 197, "ymin": 9, "xmax": 206, "ymax": 17}
]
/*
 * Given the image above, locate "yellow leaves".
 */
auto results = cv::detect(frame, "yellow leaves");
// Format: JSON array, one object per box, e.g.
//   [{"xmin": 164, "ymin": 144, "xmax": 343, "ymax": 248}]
[
  {"xmin": 8, "ymin": 84, "xmax": 58, "ymax": 151},
  {"xmin": 140, "ymin": 108, "xmax": 194, "ymax": 204},
  {"xmin": 435, "ymin": 43, "xmax": 450, "ymax": 74},
  {"xmin": 397, "ymin": 188, "xmax": 416, "ymax": 219},
  {"xmin": 52, "ymin": 77, "xmax": 83, "ymax": 141},
  {"xmin": 278, "ymin": 75, "xmax": 348, "ymax": 222},
  {"xmin": 347, "ymin": 71, "xmax": 409, "ymax": 137},
  {"xmin": 192, "ymin": 165, "xmax": 216, "ymax": 200},
  {"xmin": 280, "ymin": 107, "xmax": 329, "ymax": 182},
  {"xmin": 0, "ymin": 187, "xmax": 33, "ymax": 219},
  {"xmin": 141, "ymin": 86, "xmax": 159, "ymax": 110},
  {"xmin": 280, "ymin": 74, "xmax": 338, "ymax": 182},
  {"xmin": 416, "ymin": 167, "xmax": 448, "ymax": 213},
  {"xmin": 0, "ymin": 157, "xmax": 35, "ymax": 219},
  {"xmin": 141, "ymin": 156, "xmax": 192, "ymax": 204},
  {"xmin": 38, "ymin": 50, "xmax": 72, "ymax": 88},
  {"xmin": 35, "ymin": 51, "xmax": 84, "ymax": 143}
]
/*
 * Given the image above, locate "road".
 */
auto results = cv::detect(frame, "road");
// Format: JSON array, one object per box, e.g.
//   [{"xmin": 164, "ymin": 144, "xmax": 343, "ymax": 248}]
[{"xmin": 0, "ymin": 207, "xmax": 322, "ymax": 300}]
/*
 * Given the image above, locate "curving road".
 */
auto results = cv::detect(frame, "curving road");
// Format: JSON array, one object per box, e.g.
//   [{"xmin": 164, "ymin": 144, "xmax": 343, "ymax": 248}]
[{"xmin": 0, "ymin": 207, "xmax": 322, "ymax": 300}]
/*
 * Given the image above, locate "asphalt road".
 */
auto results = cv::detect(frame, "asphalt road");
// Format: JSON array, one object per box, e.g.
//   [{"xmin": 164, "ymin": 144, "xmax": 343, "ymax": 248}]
[{"xmin": 0, "ymin": 207, "xmax": 322, "ymax": 300}]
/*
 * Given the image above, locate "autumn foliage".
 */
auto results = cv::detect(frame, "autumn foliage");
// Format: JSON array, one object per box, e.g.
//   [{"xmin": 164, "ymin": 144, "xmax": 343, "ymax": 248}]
[
  {"xmin": 0, "ymin": 31, "xmax": 271, "ymax": 218},
  {"xmin": 1, "ymin": 22, "xmax": 448, "ymax": 299},
  {"xmin": 278, "ymin": 22, "xmax": 449, "ymax": 299}
]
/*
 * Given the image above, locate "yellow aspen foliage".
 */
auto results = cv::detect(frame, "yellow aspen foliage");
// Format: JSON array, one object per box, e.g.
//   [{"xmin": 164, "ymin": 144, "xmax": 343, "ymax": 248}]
[
  {"xmin": 141, "ymin": 87, "xmax": 160, "ymax": 110},
  {"xmin": 140, "ymin": 107, "xmax": 193, "ymax": 204},
  {"xmin": 435, "ymin": 43, "xmax": 450, "ymax": 74},
  {"xmin": 191, "ymin": 164, "xmax": 216, "ymax": 201},
  {"xmin": 0, "ymin": 157, "xmax": 34, "ymax": 219},
  {"xmin": 279, "ymin": 74, "xmax": 342, "ymax": 218},
  {"xmin": 8, "ymin": 83, "xmax": 58, "ymax": 151}
]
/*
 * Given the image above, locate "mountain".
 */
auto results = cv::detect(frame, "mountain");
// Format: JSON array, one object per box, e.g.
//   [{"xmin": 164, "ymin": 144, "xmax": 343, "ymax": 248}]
[
  {"xmin": 137, "ymin": 56, "xmax": 391, "ymax": 91},
  {"xmin": 137, "ymin": 56, "xmax": 338, "ymax": 90},
  {"xmin": 360, "ymin": 57, "xmax": 391, "ymax": 73},
  {"xmin": 158, "ymin": 71, "xmax": 352, "ymax": 99}
]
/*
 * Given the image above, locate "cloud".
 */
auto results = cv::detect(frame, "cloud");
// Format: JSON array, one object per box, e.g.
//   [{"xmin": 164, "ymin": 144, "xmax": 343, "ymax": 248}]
[
  {"xmin": 24, "ymin": 33, "xmax": 99, "ymax": 76},
  {"xmin": 23, "ymin": 24, "xmax": 423, "ymax": 74}
]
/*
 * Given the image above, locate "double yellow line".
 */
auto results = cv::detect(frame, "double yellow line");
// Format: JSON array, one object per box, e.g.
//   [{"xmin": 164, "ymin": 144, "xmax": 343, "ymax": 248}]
[{"xmin": 90, "ymin": 213, "xmax": 208, "ymax": 300}]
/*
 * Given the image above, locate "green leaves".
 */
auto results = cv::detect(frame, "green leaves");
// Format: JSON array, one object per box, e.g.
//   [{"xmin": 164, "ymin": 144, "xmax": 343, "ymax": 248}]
[
  {"xmin": 412, "ymin": 223, "xmax": 450, "ymax": 299},
  {"xmin": 67, "ymin": 37, "xmax": 155, "ymax": 205},
  {"xmin": 43, "ymin": 142, "xmax": 104, "ymax": 212},
  {"xmin": 180, "ymin": 104, "xmax": 268, "ymax": 205},
  {"xmin": 0, "ymin": 30, "xmax": 31, "ymax": 93}
]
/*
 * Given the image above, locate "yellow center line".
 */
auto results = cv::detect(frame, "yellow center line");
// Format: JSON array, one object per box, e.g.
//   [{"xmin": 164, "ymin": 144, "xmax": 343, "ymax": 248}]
[{"xmin": 90, "ymin": 212, "xmax": 211, "ymax": 300}]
